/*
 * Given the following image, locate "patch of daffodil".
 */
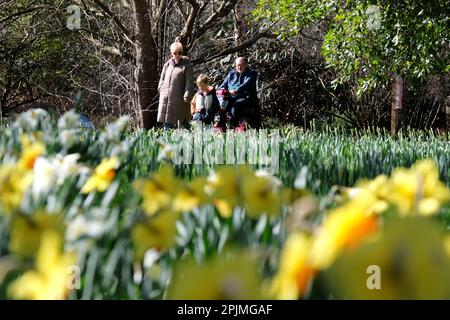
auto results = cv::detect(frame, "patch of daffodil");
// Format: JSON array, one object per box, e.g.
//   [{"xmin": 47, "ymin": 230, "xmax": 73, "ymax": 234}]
[
  {"xmin": 242, "ymin": 174, "xmax": 281, "ymax": 218},
  {"xmin": 172, "ymin": 177, "xmax": 210, "ymax": 212},
  {"xmin": 9, "ymin": 212, "xmax": 65, "ymax": 257},
  {"xmin": 387, "ymin": 159, "xmax": 450, "ymax": 216},
  {"xmin": 167, "ymin": 251, "xmax": 263, "ymax": 299},
  {"xmin": 0, "ymin": 164, "xmax": 33, "ymax": 215},
  {"xmin": 310, "ymin": 195, "xmax": 381, "ymax": 269},
  {"xmin": 131, "ymin": 210, "xmax": 180, "ymax": 260},
  {"xmin": 270, "ymin": 232, "xmax": 316, "ymax": 299},
  {"xmin": 134, "ymin": 165, "xmax": 181, "ymax": 215},
  {"xmin": 207, "ymin": 166, "xmax": 248, "ymax": 218},
  {"xmin": 18, "ymin": 135, "xmax": 45, "ymax": 170},
  {"xmin": 327, "ymin": 218, "xmax": 450, "ymax": 299},
  {"xmin": 8, "ymin": 230, "xmax": 77, "ymax": 300},
  {"xmin": 81, "ymin": 156, "xmax": 120, "ymax": 193}
]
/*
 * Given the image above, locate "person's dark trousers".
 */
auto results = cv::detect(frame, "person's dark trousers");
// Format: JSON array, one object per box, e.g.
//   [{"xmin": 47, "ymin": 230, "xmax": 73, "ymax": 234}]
[
  {"xmin": 227, "ymin": 97, "xmax": 258, "ymax": 127},
  {"xmin": 163, "ymin": 122, "xmax": 174, "ymax": 130},
  {"xmin": 193, "ymin": 108, "xmax": 218, "ymax": 125},
  {"xmin": 192, "ymin": 112, "xmax": 204, "ymax": 122}
]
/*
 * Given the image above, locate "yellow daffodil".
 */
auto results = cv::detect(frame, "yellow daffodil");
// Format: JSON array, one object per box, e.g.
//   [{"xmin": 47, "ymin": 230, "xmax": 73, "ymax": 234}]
[
  {"xmin": 327, "ymin": 217, "xmax": 450, "ymax": 299},
  {"xmin": 18, "ymin": 135, "xmax": 45, "ymax": 170},
  {"xmin": 339, "ymin": 175, "xmax": 390, "ymax": 215},
  {"xmin": 310, "ymin": 196, "xmax": 381, "ymax": 269},
  {"xmin": 282, "ymin": 187, "xmax": 310, "ymax": 205},
  {"xmin": 271, "ymin": 232, "xmax": 316, "ymax": 299},
  {"xmin": 0, "ymin": 164, "xmax": 33, "ymax": 215},
  {"xmin": 81, "ymin": 157, "xmax": 119, "ymax": 193},
  {"xmin": 388, "ymin": 160, "xmax": 450, "ymax": 216},
  {"xmin": 8, "ymin": 230, "xmax": 77, "ymax": 300},
  {"xmin": 134, "ymin": 165, "xmax": 181, "ymax": 216},
  {"xmin": 242, "ymin": 175, "xmax": 281, "ymax": 218},
  {"xmin": 355, "ymin": 174, "xmax": 389, "ymax": 198},
  {"xmin": 131, "ymin": 210, "xmax": 180, "ymax": 260},
  {"xmin": 443, "ymin": 234, "xmax": 450, "ymax": 258},
  {"xmin": 167, "ymin": 251, "xmax": 263, "ymax": 299},
  {"xmin": 9, "ymin": 212, "xmax": 65, "ymax": 257},
  {"xmin": 207, "ymin": 166, "xmax": 250, "ymax": 218},
  {"xmin": 172, "ymin": 177, "xmax": 210, "ymax": 212}
]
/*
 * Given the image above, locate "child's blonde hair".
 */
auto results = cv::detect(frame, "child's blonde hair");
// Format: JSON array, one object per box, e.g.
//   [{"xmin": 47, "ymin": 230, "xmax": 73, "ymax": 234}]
[{"xmin": 196, "ymin": 74, "xmax": 210, "ymax": 86}]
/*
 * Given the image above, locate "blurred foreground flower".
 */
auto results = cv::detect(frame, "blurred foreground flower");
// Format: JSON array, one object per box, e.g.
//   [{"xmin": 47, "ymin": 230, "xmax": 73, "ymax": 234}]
[
  {"xmin": 207, "ymin": 166, "xmax": 246, "ymax": 218},
  {"xmin": 134, "ymin": 165, "xmax": 181, "ymax": 215},
  {"xmin": 14, "ymin": 109, "xmax": 50, "ymax": 132},
  {"xmin": 9, "ymin": 212, "xmax": 65, "ymax": 257},
  {"xmin": 271, "ymin": 233, "xmax": 316, "ymax": 299},
  {"xmin": 327, "ymin": 217, "xmax": 450, "ymax": 299},
  {"xmin": 0, "ymin": 164, "xmax": 33, "ymax": 215},
  {"xmin": 8, "ymin": 230, "xmax": 77, "ymax": 300},
  {"xmin": 172, "ymin": 177, "xmax": 209, "ymax": 212},
  {"xmin": 387, "ymin": 160, "xmax": 450, "ymax": 216},
  {"xmin": 167, "ymin": 251, "xmax": 263, "ymax": 299},
  {"xmin": 19, "ymin": 135, "xmax": 45, "ymax": 170},
  {"xmin": 242, "ymin": 174, "xmax": 281, "ymax": 218},
  {"xmin": 57, "ymin": 110, "xmax": 80, "ymax": 130},
  {"xmin": 100, "ymin": 115, "xmax": 130, "ymax": 143},
  {"xmin": 81, "ymin": 157, "xmax": 119, "ymax": 193},
  {"xmin": 132, "ymin": 210, "xmax": 180, "ymax": 260},
  {"xmin": 310, "ymin": 195, "xmax": 381, "ymax": 269},
  {"xmin": 32, "ymin": 154, "xmax": 81, "ymax": 199}
]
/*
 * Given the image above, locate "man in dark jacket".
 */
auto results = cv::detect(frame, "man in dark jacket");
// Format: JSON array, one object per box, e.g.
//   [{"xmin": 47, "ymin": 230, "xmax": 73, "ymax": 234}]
[{"xmin": 218, "ymin": 57, "xmax": 260, "ymax": 129}]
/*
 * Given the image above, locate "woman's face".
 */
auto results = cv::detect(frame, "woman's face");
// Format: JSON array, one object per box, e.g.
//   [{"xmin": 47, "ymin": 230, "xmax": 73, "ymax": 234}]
[{"xmin": 171, "ymin": 48, "xmax": 183, "ymax": 63}]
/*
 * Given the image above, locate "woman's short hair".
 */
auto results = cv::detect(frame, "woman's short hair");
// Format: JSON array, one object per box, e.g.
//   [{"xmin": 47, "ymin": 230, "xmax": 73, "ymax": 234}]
[
  {"xmin": 196, "ymin": 74, "xmax": 210, "ymax": 86},
  {"xmin": 170, "ymin": 42, "xmax": 184, "ymax": 54}
]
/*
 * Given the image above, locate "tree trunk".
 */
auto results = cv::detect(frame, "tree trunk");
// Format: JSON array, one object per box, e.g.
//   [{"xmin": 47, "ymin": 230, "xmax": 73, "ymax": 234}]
[
  {"xmin": 445, "ymin": 96, "xmax": 450, "ymax": 134},
  {"xmin": 132, "ymin": 0, "xmax": 158, "ymax": 129},
  {"xmin": 390, "ymin": 74, "xmax": 403, "ymax": 137},
  {"xmin": 233, "ymin": 0, "xmax": 247, "ymax": 57}
]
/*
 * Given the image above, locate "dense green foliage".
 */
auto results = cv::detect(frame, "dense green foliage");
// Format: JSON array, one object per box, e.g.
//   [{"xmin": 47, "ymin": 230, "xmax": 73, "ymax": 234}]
[{"xmin": 254, "ymin": 0, "xmax": 450, "ymax": 94}]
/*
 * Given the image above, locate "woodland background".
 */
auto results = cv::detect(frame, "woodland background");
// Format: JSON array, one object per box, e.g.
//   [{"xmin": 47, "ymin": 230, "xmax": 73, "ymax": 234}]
[{"xmin": 1, "ymin": 0, "xmax": 449, "ymax": 130}]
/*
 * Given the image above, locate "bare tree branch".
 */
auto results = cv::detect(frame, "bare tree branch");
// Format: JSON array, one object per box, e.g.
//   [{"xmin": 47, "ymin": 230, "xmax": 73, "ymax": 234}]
[
  {"xmin": 198, "ymin": 0, "xmax": 239, "ymax": 34},
  {"xmin": 191, "ymin": 30, "xmax": 276, "ymax": 64},
  {"xmin": 90, "ymin": 0, "xmax": 135, "ymax": 46},
  {"xmin": 176, "ymin": 0, "xmax": 199, "ymax": 46},
  {"xmin": 0, "ymin": 4, "xmax": 46, "ymax": 26},
  {"xmin": 198, "ymin": 1, "xmax": 208, "ymax": 16},
  {"xmin": 174, "ymin": 0, "xmax": 188, "ymax": 22}
]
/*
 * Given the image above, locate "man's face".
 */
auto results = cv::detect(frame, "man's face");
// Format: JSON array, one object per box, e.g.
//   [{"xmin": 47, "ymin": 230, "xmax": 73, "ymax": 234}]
[{"xmin": 235, "ymin": 59, "xmax": 247, "ymax": 74}]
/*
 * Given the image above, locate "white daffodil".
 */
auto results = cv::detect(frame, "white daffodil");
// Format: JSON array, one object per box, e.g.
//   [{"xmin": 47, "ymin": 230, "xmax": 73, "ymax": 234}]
[
  {"xmin": 53, "ymin": 153, "xmax": 81, "ymax": 184},
  {"xmin": 157, "ymin": 143, "xmax": 174, "ymax": 162},
  {"xmin": 100, "ymin": 115, "xmax": 130, "ymax": 143},
  {"xmin": 66, "ymin": 215, "xmax": 106, "ymax": 242},
  {"xmin": 58, "ymin": 110, "xmax": 80, "ymax": 130},
  {"xmin": 32, "ymin": 157, "xmax": 56, "ymax": 199},
  {"xmin": 15, "ymin": 108, "xmax": 49, "ymax": 132},
  {"xmin": 115, "ymin": 115, "xmax": 130, "ymax": 132},
  {"xmin": 111, "ymin": 141, "xmax": 130, "ymax": 158},
  {"xmin": 59, "ymin": 129, "xmax": 78, "ymax": 148}
]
